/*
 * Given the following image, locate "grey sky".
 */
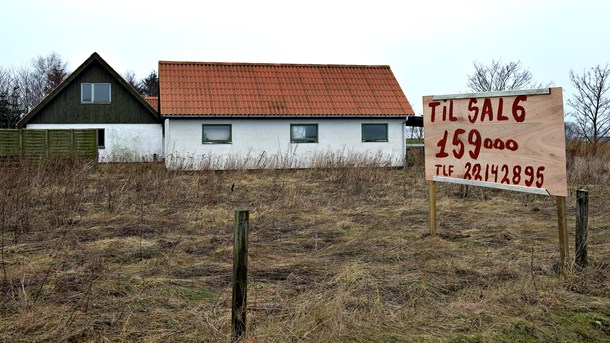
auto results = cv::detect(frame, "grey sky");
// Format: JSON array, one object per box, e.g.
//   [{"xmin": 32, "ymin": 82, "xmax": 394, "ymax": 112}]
[{"xmin": 2, "ymin": 0, "xmax": 608, "ymax": 114}]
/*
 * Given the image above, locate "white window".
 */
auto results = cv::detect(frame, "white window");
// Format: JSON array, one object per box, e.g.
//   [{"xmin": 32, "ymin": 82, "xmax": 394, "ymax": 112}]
[
  {"xmin": 203, "ymin": 124, "xmax": 232, "ymax": 143},
  {"xmin": 291, "ymin": 124, "xmax": 318, "ymax": 143},
  {"xmin": 81, "ymin": 83, "xmax": 111, "ymax": 103}
]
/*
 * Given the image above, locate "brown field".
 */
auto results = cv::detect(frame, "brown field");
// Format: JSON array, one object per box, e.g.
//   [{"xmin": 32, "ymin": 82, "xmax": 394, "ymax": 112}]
[{"xmin": 0, "ymin": 154, "xmax": 609, "ymax": 342}]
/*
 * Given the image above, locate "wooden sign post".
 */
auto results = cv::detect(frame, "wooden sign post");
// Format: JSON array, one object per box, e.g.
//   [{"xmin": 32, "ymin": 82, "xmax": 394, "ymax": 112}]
[
  {"xmin": 423, "ymin": 88, "xmax": 569, "ymax": 268},
  {"xmin": 232, "ymin": 210, "xmax": 249, "ymax": 339}
]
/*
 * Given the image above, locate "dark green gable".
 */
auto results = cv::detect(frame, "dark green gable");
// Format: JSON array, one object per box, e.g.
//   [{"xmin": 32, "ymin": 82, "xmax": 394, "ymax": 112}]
[{"xmin": 18, "ymin": 53, "xmax": 159, "ymax": 126}]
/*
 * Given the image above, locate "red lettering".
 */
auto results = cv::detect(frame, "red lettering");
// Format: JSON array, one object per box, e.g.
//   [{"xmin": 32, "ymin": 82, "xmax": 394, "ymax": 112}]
[
  {"xmin": 481, "ymin": 98, "xmax": 493, "ymax": 121},
  {"xmin": 524, "ymin": 166, "xmax": 535, "ymax": 186},
  {"xmin": 464, "ymin": 162, "xmax": 472, "ymax": 180},
  {"xmin": 435, "ymin": 164, "xmax": 443, "ymax": 175},
  {"xmin": 512, "ymin": 95, "xmax": 527, "ymax": 122},
  {"xmin": 473, "ymin": 164, "xmax": 482, "ymax": 181},
  {"xmin": 429, "ymin": 101, "xmax": 441, "ymax": 122},
  {"xmin": 536, "ymin": 166, "xmax": 545, "ymax": 187},
  {"xmin": 512, "ymin": 165, "xmax": 522, "ymax": 184},
  {"xmin": 484, "ymin": 138, "xmax": 493, "ymax": 149},
  {"xmin": 501, "ymin": 165, "xmax": 510, "ymax": 184},
  {"xmin": 468, "ymin": 129, "xmax": 482, "ymax": 159},
  {"xmin": 448, "ymin": 100, "xmax": 457, "ymax": 121},
  {"xmin": 493, "ymin": 139, "xmax": 505, "ymax": 150},
  {"xmin": 506, "ymin": 139, "xmax": 518, "ymax": 151},
  {"xmin": 436, "ymin": 130, "xmax": 449, "ymax": 158},
  {"xmin": 497, "ymin": 98, "xmax": 508, "ymax": 121},
  {"xmin": 452, "ymin": 129, "xmax": 466, "ymax": 159},
  {"xmin": 468, "ymin": 99, "xmax": 478, "ymax": 123},
  {"xmin": 490, "ymin": 164, "xmax": 499, "ymax": 183}
]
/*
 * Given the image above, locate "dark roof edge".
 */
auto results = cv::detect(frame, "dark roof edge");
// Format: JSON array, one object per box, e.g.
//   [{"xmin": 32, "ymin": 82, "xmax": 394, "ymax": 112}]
[{"xmin": 17, "ymin": 52, "xmax": 160, "ymax": 127}]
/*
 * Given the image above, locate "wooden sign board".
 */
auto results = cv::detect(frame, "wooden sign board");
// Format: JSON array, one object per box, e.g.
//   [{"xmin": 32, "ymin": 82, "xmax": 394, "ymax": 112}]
[{"xmin": 423, "ymin": 87, "xmax": 567, "ymax": 197}]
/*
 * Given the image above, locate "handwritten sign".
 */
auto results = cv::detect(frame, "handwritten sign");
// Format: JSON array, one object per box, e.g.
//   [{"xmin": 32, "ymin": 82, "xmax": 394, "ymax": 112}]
[{"xmin": 423, "ymin": 87, "xmax": 567, "ymax": 197}]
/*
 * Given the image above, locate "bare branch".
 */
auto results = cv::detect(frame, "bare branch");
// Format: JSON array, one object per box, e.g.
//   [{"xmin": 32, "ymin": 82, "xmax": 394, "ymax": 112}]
[
  {"xmin": 567, "ymin": 63, "xmax": 610, "ymax": 150},
  {"xmin": 123, "ymin": 70, "xmax": 143, "ymax": 94},
  {"xmin": 467, "ymin": 59, "xmax": 550, "ymax": 92}
]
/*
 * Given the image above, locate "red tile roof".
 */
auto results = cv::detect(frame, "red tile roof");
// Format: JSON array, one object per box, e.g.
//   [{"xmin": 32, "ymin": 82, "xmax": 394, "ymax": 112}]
[
  {"xmin": 158, "ymin": 62, "xmax": 414, "ymax": 116},
  {"xmin": 143, "ymin": 96, "xmax": 158, "ymax": 112}
]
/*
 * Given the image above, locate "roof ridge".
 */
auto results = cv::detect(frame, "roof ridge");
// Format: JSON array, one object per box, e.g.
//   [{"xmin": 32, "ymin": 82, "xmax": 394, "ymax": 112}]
[{"xmin": 158, "ymin": 61, "xmax": 391, "ymax": 69}]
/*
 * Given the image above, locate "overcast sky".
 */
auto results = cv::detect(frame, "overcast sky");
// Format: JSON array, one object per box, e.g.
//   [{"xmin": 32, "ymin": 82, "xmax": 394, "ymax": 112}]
[{"xmin": 2, "ymin": 0, "xmax": 609, "ymax": 114}]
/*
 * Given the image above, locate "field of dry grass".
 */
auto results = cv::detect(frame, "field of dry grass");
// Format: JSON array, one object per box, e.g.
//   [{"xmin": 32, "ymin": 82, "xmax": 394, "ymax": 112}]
[{"xmin": 0, "ymin": 155, "xmax": 609, "ymax": 342}]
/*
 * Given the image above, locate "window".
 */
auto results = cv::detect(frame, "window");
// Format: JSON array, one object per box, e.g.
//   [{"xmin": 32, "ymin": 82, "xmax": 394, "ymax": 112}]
[
  {"xmin": 203, "ymin": 124, "xmax": 232, "ymax": 143},
  {"xmin": 97, "ymin": 129, "xmax": 105, "ymax": 149},
  {"xmin": 81, "ymin": 83, "xmax": 111, "ymax": 103},
  {"xmin": 362, "ymin": 123, "xmax": 388, "ymax": 142},
  {"xmin": 291, "ymin": 124, "xmax": 318, "ymax": 143}
]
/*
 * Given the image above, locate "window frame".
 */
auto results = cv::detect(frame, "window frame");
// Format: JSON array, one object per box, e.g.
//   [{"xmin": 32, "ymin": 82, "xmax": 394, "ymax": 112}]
[
  {"xmin": 362, "ymin": 123, "xmax": 389, "ymax": 142},
  {"xmin": 290, "ymin": 123, "xmax": 319, "ymax": 143},
  {"xmin": 202, "ymin": 124, "xmax": 232, "ymax": 144},
  {"xmin": 81, "ymin": 83, "xmax": 112, "ymax": 104}
]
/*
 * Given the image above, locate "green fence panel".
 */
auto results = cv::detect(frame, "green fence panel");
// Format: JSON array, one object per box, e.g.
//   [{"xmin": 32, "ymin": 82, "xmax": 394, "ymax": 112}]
[
  {"xmin": 0, "ymin": 129, "xmax": 98, "ymax": 164},
  {"xmin": 48, "ymin": 130, "xmax": 73, "ymax": 157},
  {"xmin": 22, "ymin": 130, "xmax": 47, "ymax": 162},
  {"xmin": 0, "ymin": 129, "xmax": 20, "ymax": 157},
  {"xmin": 73, "ymin": 130, "xmax": 98, "ymax": 159}
]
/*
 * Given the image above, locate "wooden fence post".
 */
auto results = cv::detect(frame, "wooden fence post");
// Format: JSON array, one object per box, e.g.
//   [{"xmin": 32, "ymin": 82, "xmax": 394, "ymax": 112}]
[
  {"xmin": 575, "ymin": 189, "xmax": 589, "ymax": 269},
  {"xmin": 71, "ymin": 129, "xmax": 75, "ymax": 158},
  {"xmin": 232, "ymin": 210, "xmax": 249, "ymax": 340},
  {"xmin": 556, "ymin": 196, "xmax": 569, "ymax": 272},
  {"xmin": 428, "ymin": 181, "xmax": 437, "ymax": 235},
  {"xmin": 19, "ymin": 128, "xmax": 23, "ymax": 158}
]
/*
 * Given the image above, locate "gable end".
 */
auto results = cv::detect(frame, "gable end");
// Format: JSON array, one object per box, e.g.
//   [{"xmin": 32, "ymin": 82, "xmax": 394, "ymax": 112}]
[{"xmin": 18, "ymin": 53, "xmax": 160, "ymax": 126}]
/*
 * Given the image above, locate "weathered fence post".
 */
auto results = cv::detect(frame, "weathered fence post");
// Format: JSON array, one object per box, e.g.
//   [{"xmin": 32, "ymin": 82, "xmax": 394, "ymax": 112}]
[
  {"xmin": 232, "ymin": 210, "xmax": 249, "ymax": 340},
  {"xmin": 575, "ymin": 189, "xmax": 589, "ymax": 269},
  {"xmin": 556, "ymin": 196, "xmax": 569, "ymax": 272},
  {"xmin": 428, "ymin": 181, "xmax": 437, "ymax": 235}
]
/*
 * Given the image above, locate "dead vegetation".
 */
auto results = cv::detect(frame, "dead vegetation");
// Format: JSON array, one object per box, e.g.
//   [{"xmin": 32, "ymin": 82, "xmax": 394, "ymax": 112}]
[{"xmin": 0, "ymin": 155, "xmax": 609, "ymax": 342}]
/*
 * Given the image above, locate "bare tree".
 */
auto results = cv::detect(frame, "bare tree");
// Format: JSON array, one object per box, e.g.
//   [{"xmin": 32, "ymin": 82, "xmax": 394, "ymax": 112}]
[
  {"xmin": 0, "ymin": 68, "xmax": 20, "ymax": 128},
  {"xmin": 30, "ymin": 52, "xmax": 68, "ymax": 102},
  {"xmin": 8, "ymin": 53, "xmax": 69, "ymax": 114},
  {"xmin": 467, "ymin": 60, "xmax": 549, "ymax": 92},
  {"xmin": 14, "ymin": 66, "xmax": 36, "ymax": 114},
  {"xmin": 564, "ymin": 121, "xmax": 579, "ymax": 142},
  {"xmin": 567, "ymin": 64, "xmax": 610, "ymax": 152},
  {"xmin": 0, "ymin": 67, "xmax": 12, "ymax": 94},
  {"xmin": 0, "ymin": 89, "xmax": 20, "ymax": 128},
  {"xmin": 123, "ymin": 70, "xmax": 143, "ymax": 94}
]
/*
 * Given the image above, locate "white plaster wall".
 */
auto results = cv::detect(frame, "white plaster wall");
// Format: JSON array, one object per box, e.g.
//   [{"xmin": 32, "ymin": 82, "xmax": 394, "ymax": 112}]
[
  {"xmin": 26, "ymin": 124, "xmax": 164, "ymax": 162},
  {"xmin": 165, "ymin": 118, "xmax": 406, "ymax": 169}
]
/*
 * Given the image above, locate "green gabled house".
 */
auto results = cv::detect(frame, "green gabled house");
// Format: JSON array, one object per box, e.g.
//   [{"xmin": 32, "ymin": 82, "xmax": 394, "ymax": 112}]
[{"xmin": 17, "ymin": 52, "xmax": 163, "ymax": 162}]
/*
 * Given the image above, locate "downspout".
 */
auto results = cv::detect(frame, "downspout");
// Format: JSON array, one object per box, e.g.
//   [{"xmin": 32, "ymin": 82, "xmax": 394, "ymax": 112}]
[
  {"xmin": 163, "ymin": 118, "xmax": 170, "ymax": 164},
  {"xmin": 403, "ymin": 116, "xmax": 408, "ymax": 168}
]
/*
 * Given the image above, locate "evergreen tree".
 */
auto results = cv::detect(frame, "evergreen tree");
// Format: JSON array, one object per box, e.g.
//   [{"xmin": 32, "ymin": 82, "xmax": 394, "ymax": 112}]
[
  {"xmin": 0, "ymin": 87, "xmax": 20, "ymax": 128},
  {"xmin": 140, "ymin": 70, "xmax": 159, "ymax": 97}
]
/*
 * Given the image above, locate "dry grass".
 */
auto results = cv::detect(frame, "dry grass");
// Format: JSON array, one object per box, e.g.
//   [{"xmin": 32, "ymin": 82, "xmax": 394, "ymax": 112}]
[{"xmin": 0, "ymin": 155, "xmax": 609, "ymax": 342}]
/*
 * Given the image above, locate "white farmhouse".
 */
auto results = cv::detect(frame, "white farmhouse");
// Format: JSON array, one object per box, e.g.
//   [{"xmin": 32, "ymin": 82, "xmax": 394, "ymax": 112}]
[{"xmin": 159, "ymin": 61, "xmax": 415, "ymax": 169}]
